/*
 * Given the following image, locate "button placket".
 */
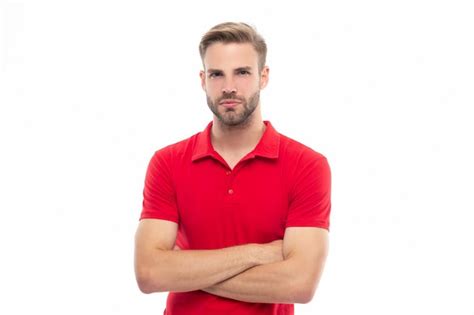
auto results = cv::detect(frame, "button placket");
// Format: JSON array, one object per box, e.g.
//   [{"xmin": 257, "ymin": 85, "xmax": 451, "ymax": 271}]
[
  {"xmin": 225, "ymin": 168, "xmax": 235, "ymax": 197},
  {"xmin": 224, "ymin": 161, "xmax": 249, "ymax": 197}
]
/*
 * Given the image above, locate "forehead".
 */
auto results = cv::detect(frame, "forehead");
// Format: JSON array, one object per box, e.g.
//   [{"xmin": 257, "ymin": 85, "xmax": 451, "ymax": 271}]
[{"xmin": 203, "ymin": 42, "xmax": 259, "ymax": 70}]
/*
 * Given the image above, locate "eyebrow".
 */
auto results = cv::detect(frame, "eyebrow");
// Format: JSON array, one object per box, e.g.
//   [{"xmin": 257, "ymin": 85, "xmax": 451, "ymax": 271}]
[
  {"xmin": 207, "ymin": 69, "xmax": 222, "ymax": 73},
  {"xmin": 235, "ymin": 66, "xmax": 253, "ymax": 72},
  {"xmin": 207, "ymin": 66, "xmax": 253, "ymax": 73}
]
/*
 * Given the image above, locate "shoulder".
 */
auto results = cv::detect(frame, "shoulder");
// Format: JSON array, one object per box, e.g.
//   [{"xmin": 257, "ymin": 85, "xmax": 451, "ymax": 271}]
[
  {"xmin": 278, "ymin": 133, "xmax": 328, "ymax": 166},
  {"xmin": 153, "ymin": 132, "xmax": 199, "ymax": 158},
  {"xmin": 148, "ymin": 131, "xmax": 200, "ymax": 168}
]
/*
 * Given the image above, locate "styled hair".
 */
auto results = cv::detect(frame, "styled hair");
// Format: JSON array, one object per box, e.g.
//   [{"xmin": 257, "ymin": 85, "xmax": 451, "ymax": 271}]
[{"xmin": 199, "ymin": 22, "xmax": 267, "ymax": 71}]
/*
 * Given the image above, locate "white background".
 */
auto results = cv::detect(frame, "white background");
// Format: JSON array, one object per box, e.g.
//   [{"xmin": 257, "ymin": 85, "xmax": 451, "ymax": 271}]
[{"xmin": 1, "ymin": 1, "xmax": 473, "ymax": 314}]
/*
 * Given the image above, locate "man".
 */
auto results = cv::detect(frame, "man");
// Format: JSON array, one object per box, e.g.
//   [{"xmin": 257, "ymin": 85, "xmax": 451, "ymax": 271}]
[{"xmin": 134, "ymin": 22, "xmax": 331, "ymax": 315}]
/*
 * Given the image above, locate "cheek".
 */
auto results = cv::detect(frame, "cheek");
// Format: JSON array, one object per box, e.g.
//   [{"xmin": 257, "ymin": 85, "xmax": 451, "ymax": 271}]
[
  {"xmin": 235, "ymin": 75, "xmax": 253, "ymax": 84},
  {"xmin": 205, "ymin": 79, "xmax": 223, "ymax": 93},
  {"xmin": 234, "ymin": 77, "xmax": 257, "ymax": 90}
]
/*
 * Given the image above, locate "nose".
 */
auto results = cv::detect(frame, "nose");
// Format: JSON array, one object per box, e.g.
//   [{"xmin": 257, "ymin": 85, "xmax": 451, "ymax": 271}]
[
  {"xmin": 222, "ymin": 87, "xmax": 237, "ymax": 94},
  {"xmin": 222, "ymin": 78, "xmax": 237, "ymax": 94}
]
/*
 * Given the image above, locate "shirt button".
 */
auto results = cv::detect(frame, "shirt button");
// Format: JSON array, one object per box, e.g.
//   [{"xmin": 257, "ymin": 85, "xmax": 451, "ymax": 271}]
[
  {"xmin": 226, "ymin": 171, "xmax": 231, "ymax": 175},
  {"xmin": 228, "ymin": 188, "xmax": 234, "ymax": 195}
]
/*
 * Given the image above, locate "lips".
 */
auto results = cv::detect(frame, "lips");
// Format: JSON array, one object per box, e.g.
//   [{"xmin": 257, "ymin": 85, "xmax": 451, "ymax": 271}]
[{"xmin": 220, "ymin": 100, "xmax": 241, "ymax": 108}]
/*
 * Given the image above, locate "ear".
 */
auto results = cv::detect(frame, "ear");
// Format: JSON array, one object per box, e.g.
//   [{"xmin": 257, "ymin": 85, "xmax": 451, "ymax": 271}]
[
  {"xmin": 199, "ymin": 70, "xmax": 206, "ymax": 91},
  {"xmin": 259, "ymin": 66, "xmax": 270, "ymax": 90}
]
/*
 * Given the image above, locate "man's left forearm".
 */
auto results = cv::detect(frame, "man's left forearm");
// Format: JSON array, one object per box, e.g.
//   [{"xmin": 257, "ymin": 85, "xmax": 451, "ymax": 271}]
[{"xmin": 202, "ymin": 258, "xmax": 311, "ymax": 304}]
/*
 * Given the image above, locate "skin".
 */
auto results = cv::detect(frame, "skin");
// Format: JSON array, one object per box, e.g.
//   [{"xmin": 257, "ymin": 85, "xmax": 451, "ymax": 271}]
[
  {"xmin": 199, "ymin": 42, "xmax": 269, "ymax": 169},
  {"xmin": 134, "ymin": 42, "xmax": 329, "ymax": 304}
]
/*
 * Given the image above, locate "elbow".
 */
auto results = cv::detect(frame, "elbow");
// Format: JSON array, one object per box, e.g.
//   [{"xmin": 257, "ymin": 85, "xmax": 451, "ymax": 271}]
[
  {"xmin": 135, "ymin": 247, "xmax": 173, "ymax": 293},
  {"xmin": 292, "ymin": 278, "xmax": 318, "ymax": 304},
  {"xmin": 137, "ymin": 281, "xmax": 154, "ymax": 294},
  {"xmin": 136, "ymin": 278, "xmax": 155, "ymax": 294},
  {"xmin": 294, "ymin": 287, "xmax": 315, "ymax": 304},
  {"xmin": 135, "ymin": 267, "xmax": 155, "ymax": 294},
  {"xmin": 135, "ymin": 265, "xmax": 167, "ymax": 294}
]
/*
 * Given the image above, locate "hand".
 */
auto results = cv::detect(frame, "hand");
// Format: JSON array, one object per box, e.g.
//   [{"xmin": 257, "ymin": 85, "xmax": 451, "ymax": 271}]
[{"xmin": 256, "ymin": 240, "xmax": 284, "ymax": 265}]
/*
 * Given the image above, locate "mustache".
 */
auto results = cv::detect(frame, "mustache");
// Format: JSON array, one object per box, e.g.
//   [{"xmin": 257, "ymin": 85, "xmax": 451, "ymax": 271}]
[{"xmin": 218, "ymin": 93, "xmax": 244, "ymax": 103}]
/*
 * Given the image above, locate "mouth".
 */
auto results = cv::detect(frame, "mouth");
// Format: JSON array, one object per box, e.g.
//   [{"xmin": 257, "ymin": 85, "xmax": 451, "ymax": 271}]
[{"xmin": 220, "ymin": 100, "xmax": 241, "ymax": 108}]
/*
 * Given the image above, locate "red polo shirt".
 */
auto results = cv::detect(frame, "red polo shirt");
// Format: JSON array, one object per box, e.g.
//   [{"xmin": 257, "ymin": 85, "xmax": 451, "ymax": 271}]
[{"xmin": 140, "ymin": 120, "xmax": 331, "ymax": 315}]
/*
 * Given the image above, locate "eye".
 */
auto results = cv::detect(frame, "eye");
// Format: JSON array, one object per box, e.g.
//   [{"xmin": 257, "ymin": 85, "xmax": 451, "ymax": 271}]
[
  {"xmin": 238, "ymin": 70, "xmax": 250, "ymax": 75},
  {"xmin": 209, "ymin": 72, "xmax": 222, "ymax": 78}
]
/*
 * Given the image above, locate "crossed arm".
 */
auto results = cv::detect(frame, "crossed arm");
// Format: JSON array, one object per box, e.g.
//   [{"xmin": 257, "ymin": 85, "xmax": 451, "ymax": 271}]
[
  {"xmin": 134, "ymin": 219, "xmax": 329, "ymax": 304},
  {"xmin": 200, "ymin": 226, "xmax": 328, "ymax": 304}
]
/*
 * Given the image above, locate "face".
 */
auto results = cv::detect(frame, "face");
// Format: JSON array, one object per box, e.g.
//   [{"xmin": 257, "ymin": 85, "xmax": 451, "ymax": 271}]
[{"xmin": 200, "ymin": 42, "xmax": 269, "ymax": 127}]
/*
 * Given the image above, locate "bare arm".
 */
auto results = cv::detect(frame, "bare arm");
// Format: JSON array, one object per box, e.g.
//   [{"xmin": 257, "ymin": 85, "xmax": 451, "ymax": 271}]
[
  {"xmin": 201, "ymin": 227, "xmax": 329, "ymax": 304},
  {"xmin": 134, "ymin": 219, "xmax": 283, "ymax": 293}
]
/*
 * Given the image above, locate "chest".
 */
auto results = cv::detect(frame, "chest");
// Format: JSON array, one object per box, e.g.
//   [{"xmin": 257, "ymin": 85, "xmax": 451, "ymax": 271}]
[{"xmin": 174, "ymin": 159, "xmax": 289, "ymax": 249}]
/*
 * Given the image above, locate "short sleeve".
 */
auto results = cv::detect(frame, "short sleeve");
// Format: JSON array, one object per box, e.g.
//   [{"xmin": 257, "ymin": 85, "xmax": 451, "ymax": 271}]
[
  {"xmin": 140, "ymin": 149, "xmax": 179, "ymax": 223},
  {"xmin": 286, "ymin": 155, "xmax": 331, "ymax": 230}
]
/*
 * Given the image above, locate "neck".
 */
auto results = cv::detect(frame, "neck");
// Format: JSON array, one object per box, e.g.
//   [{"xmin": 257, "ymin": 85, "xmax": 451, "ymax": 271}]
[{"xmin": 211, "ymin": 108, "xmax": 265, "ymax": 154}]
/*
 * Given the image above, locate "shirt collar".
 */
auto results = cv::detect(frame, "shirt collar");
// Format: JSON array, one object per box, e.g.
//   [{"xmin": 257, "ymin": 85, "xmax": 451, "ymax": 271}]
[{"xmin": 192, "ymin": 120, "xmax": 280, "ymax": 162}]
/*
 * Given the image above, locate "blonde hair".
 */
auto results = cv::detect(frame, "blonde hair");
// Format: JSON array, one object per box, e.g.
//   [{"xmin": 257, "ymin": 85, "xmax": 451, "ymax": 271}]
[{"xmin": 199, "ymin": 22, "xmax": 267, "ymax": 71}]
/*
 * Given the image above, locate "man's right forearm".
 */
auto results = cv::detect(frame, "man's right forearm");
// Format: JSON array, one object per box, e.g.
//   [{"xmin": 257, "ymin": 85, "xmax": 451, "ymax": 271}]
[{"xmin": 136, "ymin": 243, "xmax": 273, "ymax": 294}]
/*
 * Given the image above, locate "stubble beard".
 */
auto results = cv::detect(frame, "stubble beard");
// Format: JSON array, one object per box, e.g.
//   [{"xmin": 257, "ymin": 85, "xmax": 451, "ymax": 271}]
[{"xmin": 206, "ymin": 91, "xmax": 260, "ymax": 128}]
